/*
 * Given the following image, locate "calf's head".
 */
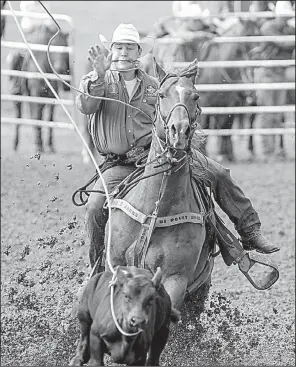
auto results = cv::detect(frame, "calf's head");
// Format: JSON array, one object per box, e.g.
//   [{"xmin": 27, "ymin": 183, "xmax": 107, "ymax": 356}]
[{"xmin": 115, "ymin": 266, "xmax": 163, "ymax": 332}]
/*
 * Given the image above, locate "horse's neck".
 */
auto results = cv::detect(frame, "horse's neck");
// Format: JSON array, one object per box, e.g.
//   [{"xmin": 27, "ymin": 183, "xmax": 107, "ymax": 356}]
[{"xmin": 136, "ymin": 138, "xmax": 191, "ymax": 210}]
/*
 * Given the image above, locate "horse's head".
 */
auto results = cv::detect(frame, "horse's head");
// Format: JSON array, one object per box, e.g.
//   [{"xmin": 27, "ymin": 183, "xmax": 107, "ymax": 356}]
[{"xmin": 153, "ymin": 58, "xmax": 201, "ymax": 150}]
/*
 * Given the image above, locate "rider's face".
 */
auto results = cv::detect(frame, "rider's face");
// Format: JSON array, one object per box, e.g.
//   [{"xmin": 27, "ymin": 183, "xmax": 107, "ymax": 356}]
[{"xmin": 111, "ymin": 43, "xmax": 141, "ymax": 70}]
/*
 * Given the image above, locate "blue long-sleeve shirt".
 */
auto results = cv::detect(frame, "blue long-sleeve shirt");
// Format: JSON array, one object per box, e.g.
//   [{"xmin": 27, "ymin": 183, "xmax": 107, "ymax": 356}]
[{"xmin": 76, "ymin": 68, "xmax": 159, "ymax": 155}]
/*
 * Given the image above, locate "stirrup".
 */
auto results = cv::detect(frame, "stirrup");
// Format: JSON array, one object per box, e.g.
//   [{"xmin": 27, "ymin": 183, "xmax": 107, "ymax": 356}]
[{"xmin": 235, "ymin": 252, "xmax": 279, "ymax": 291}]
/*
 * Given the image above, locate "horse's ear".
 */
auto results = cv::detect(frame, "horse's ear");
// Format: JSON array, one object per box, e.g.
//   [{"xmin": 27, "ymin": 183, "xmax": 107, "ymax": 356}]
[
  {"xmin": 180, "ymin": 58, "xmax": 199, "ymax": 84},
  {"xmin": 153, "ymin": 57, "xmax": 166, "ymax": 82},
  {"xmin": 152, "ymin": 267, "xmax": 163, "ymax": 290}
]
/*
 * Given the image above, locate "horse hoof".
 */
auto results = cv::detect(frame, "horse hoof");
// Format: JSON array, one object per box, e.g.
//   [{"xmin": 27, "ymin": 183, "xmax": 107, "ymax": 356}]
[{"xmin": 48, "ymin": 147, "xmax": 56, "ymax": 154}]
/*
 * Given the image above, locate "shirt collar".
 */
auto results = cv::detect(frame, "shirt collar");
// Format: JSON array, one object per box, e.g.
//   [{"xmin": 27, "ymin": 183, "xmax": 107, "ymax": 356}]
[{"xmin": 114, "ymin": 68, "xmax": 145, "ymax": 83}]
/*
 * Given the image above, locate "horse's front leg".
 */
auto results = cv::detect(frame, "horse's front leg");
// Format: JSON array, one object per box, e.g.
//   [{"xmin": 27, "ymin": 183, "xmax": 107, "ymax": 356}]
[
  {"xmin": 48, "ymin": 104, "xmax": 56, "ymax": 153},
  {"xmin": 163, "ymin": 274, "xmax": 188, "ymax": 310},
  {"xmin": 29, "ymin": 102, "xmax": 44, "ymax": 152},
  {"xmin": 218, "ymin": 114, "xmax": 235, "ymax": 162},
  {"xmin": 13, "ymin": 101, "xmax": 22, "ymax": 151}
]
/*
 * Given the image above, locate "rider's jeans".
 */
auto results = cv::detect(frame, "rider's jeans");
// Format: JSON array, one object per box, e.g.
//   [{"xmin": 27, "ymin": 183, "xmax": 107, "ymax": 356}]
[{"xmin": 85, "ymin": 151, "xmax": 261, "ymax": 266}]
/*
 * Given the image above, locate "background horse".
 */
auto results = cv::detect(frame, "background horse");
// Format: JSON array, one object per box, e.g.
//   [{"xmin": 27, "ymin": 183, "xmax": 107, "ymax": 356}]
[
  {"xmin": 1, "ymin": 0, "xmax": 7, "ymax": 38},
  {"xmin": 195, "ymin": 18, "xmax": 260, "ymax": 161},
  {"xmin": 142, "ymin": 17, "xmax": 260, "ymax": 162},
  {"xmin": 102, "ymin": 60, "xmax": 215, "ymax": 312},
  {"xmin": 7, "ymin": 24, "xmax": 70, "ymax": 152}
]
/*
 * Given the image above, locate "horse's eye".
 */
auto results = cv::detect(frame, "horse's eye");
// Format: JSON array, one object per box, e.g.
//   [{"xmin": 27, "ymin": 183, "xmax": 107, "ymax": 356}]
[
  {"xmin": 146, "ymin": 297, "xmax": 154, "ymax": 306},
  {"xmin": 124, "ymin": 294, "xmax": 131, "ymax": 301},
  {"xmin": 158, "ymin": 92, "xmax": 165, "ymax": 99},
  {"xmin": 192, "ymin": 94, "xmax": 199, "ymax": 100}
]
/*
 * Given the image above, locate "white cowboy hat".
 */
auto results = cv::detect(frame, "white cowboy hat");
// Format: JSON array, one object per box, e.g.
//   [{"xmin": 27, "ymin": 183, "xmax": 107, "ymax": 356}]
[
  {"xmin": 99, "ymin": 23, "xmax": 154, "ymax": 57},
  {"xmin": 274, "ymin": 1, "xmax": 294, "ymax": 15}
]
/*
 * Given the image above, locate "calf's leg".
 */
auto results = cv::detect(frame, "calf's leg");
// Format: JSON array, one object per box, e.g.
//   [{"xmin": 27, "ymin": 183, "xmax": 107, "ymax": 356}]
[
  {"xmin": 88, "ymin": 329, "xmax": 105, "ymax": 366},
  {"xmin": 69, "ymin": 311, "xmax": 91, "ymax": 366},
  {"xmin": 146, "ymin": 325, "xmax": 170, "ymax": 366}
]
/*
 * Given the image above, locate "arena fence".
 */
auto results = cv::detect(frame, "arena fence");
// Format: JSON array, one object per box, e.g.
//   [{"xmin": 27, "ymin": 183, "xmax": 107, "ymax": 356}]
[
  {"xmin": 1, "ymin": 9, "xmax": 295, "ymax": 137},
  {"xmin": 1, "ymin": 8, "xmax": 77, "ymax": 130},
  {"xmin": 155, "ymin": 10, "xmax": 295, "ymax": 136}
]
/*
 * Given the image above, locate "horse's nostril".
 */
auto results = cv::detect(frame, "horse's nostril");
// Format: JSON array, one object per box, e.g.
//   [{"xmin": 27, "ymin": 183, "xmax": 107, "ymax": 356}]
[
  {"xmin": 130, "ymin": 317, "xmax": 136, "ymax": 326},
  {"xmin": 171, "ymin": 124, "xmax": 177, "ymax": 136},
  {"xmin": 185, "ymin": 126, "xmax": 190, "ymax": 138}
]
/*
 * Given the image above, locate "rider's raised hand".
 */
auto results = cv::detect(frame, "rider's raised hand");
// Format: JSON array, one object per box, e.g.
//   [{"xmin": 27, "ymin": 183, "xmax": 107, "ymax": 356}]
[{"xmin": 87, "ymin": 44, "xmax": 112, "ymax": 78}]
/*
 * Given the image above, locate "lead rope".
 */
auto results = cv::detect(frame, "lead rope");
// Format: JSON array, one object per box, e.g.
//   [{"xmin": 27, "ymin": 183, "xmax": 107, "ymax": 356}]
[{"xmin": 8, "ymin": 1, "xmax": 141, "ymax": 337}]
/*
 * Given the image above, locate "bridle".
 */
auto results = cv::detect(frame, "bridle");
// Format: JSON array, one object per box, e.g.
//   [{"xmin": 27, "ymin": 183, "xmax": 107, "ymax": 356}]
[{"xmin": 154, "ymin": 73, "xmax": 202, "ymax": 152}]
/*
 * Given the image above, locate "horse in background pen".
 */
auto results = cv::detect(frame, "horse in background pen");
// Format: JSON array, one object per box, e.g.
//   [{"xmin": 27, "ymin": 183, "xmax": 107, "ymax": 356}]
[
  {"xmin": 142, "ymin": 17, "xmax": 260, "ymax": 162},
  {"xmin": 1, "ymin": 0, "xmax": 7, "ymax": 38},
  {"xmin": 7, "ymin": 23, "xmax": 71, "ymax": 153}
]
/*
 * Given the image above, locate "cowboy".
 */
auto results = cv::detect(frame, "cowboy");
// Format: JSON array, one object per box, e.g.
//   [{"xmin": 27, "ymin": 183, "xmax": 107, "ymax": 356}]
[
  {"xmin": 251, "ymin": 1, "xmax": 295, "ymax": 159},
  {"xmin": 259, "ymin": 1, "xmax": 295, "ymax": 44},
  {"xmin": 19, "ymin": 1, "xmax": 56, "ymax": 32},
  {"xmin": 76, "ymin": 23, "xmax": 279, "ymax": 268}
]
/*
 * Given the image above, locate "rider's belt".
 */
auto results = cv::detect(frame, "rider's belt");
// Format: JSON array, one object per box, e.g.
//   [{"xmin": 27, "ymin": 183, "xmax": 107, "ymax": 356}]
[{"xmin": 102, "ymin": 143, "xmax": 151, "ymax": 165}]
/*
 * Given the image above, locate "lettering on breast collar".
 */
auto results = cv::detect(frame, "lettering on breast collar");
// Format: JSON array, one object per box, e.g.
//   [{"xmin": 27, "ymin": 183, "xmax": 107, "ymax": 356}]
[
  {"xmin": 111, "ymin": 199, "xmax": 204, "ymax": 227},
  {"xmin": 111, "ymin": 199, "xmax": 147, "ymax": 224},
  {"xmin": 156, "ymin": 213, "xmax": 204, "ymax": 227}
]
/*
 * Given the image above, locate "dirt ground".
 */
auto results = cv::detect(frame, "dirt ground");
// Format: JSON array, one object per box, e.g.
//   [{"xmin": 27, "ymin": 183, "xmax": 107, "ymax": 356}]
[
  {"xmin": 1, "ymin": 123, "xmax": 295, "ymax": 366},
  {"xmin": 1, "ymin": 1, "xmax": 295, "ymax": 366}
]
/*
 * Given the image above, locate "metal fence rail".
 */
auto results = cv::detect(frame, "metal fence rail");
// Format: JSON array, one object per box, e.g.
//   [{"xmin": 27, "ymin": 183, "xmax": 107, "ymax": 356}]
[
  {"xmin": 1, "ymin": 117, "xmax": 75, "ymax": 129},
  {"xmin": 157, "ymin": 10, "xmax": 295, "ymax": 21},
  {"xmin": 1, "ymin": 40, "xmax": 72, "ymax": 52},
  {"xmin": 1, "ymin": 94, "xmax": 74, "ymax": 106},
  {"xmin": 174, "ymin": 59, "xmax": 295, "ymax": 68},
  {"xmin": 156, "ymin": 35, "xmax": 295, "ymax": 45},
  {"xmin": 194, "ymin": 82, "xmax": 294, "ymax": 92},
  {"xmin": 198, "ymin": 128, "xmax": 295, "ymax": 136},
  {"xmin": 1, "ymin": 69, "xmax": 72, "ymax": 81}
]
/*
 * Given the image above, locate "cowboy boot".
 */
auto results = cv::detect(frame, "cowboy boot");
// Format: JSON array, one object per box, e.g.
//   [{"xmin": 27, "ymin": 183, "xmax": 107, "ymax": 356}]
[{"xmin": 240, "ymin": 225, "xmax": 280, "ymax": 254}]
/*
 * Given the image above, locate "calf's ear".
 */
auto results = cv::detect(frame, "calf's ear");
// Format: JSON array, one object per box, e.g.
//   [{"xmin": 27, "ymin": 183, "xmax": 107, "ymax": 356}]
[
  {"xmin": 115, "ymin": 266, "xmax": 130, "ymax": 286},
  {"xmin": 152, "ymin": 267, "xmax": 162, "ymax": 289}
]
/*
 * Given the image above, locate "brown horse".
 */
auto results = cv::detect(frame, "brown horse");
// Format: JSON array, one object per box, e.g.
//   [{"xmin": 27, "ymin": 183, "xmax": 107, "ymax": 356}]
[
  {"xmin": 8, "ymin": 24, "xmax": 70, "ymax": 152},
  {"xmin": 103, "ymin": 60, "xmax": 216, "ymax": 310}
]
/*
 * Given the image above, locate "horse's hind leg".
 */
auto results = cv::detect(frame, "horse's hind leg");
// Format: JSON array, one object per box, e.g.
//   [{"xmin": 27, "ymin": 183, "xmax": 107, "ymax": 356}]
[
  {"xmin": 248, "ymin": 113, "xmax": 256, "ymax": 159},
  {"xmin": 13, "ymin": 101, "xmax": 22, "ymax": 151},
  {"xmin": 218, "ymin": 115, "xmax": 235, "ymax": 162},
  {"xmin": 29, "ymin": 102, "xmax": 44, "ymax": 152},
  {"xmin": 48, "ymin": 104, "xmax": 56, "ymax": 153}
]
